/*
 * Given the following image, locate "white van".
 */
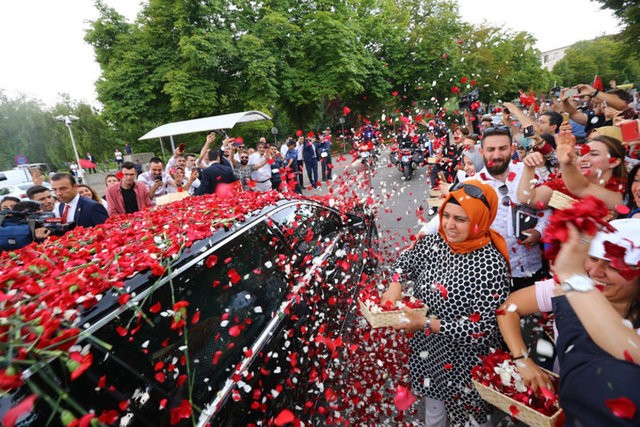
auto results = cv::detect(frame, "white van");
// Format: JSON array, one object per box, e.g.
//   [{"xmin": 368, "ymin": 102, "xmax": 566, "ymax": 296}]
[{"xmin": 0, "ymin": 169, "xmax": 33, "ymax": 186}]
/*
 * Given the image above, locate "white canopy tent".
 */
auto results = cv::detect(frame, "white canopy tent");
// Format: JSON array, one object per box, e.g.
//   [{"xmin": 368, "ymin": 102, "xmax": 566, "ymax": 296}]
[{"xmin": 138, "ymin": 110, "xmax": 272, "ymax": 156}]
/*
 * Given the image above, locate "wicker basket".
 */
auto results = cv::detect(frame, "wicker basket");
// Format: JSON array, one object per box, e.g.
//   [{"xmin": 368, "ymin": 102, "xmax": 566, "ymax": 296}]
[
  {"xmin": 359, "ymin": 299, "xmax": 428, "ymax": 328},
  {"xmin": 548, "ymin": 191, "xmax": 577, "ymax": 210},
  {"xmin": 472, "ymin": 370, "xmax": 563, "ymax": 427}
]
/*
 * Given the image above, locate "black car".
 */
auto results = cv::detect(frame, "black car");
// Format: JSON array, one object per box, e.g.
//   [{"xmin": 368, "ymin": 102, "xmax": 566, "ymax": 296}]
[{"xmin": 0, "ymin": 191, "xmax": 377, "ymax": 426}]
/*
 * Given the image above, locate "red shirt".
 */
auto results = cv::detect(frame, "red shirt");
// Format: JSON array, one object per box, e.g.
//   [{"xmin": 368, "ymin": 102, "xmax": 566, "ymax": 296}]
[
  {"xmin": 106, "ymin": 181, "xmax": 153, "ymax": 216},
  {"xmin": 540, "ymin": 176, "xmax": 626, "ymax": 199}
]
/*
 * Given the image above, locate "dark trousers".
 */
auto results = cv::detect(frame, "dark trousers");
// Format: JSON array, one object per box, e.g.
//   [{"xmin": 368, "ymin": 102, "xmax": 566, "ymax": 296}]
[
  {"xmin": 511, "ymin": 268, "xmax": 549, "ymax": 292},
  {"xmin": 305, "ymin": 158, "xmax": 318, "ymax": 186},
  {"xmin": 297, "ymin": 160, "xmax": 304, "ymax": 187},
  {"xmin": 321, "ymin": 156, "xmax": 332, "ymax": 180}
]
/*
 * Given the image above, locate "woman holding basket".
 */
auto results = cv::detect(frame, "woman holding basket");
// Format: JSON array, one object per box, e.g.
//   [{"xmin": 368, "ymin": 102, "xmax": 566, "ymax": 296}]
[{"xmin": 381, "ymin": 180, "xmax": 510, "ymax": 426}]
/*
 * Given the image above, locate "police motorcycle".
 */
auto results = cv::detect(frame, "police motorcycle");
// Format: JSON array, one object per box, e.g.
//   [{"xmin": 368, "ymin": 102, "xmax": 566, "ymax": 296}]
[
  {"xmin": 354, "ymin": 125, "xmax": 379, "ymax": 168},
  {"xmin": 389, "ymin": 130, "xmax": 420, "ymax": 180}
]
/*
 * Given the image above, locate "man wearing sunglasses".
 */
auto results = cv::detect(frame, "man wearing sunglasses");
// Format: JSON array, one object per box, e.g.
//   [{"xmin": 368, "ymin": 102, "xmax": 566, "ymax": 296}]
[{"xmin": 477, "ymin": 127, "xmax": 551, "ymax": 291}]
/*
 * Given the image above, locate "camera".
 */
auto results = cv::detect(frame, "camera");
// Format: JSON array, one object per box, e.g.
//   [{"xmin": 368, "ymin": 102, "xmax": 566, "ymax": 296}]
[
  {"xmin": 458, "ymin": 89, "xmax": 480, "ymax": 110},
  {"xmin": 37, "ymin": 212, "xmax": 76, "ymax": 237}
]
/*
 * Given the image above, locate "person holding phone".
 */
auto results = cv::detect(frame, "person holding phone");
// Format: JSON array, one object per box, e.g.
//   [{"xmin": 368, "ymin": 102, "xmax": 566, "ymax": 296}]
[
  {"xmin": 517, "ymin": 133, "xmax": 627, "ymax": 211},
  {"xmin": 137, "ymin": 157, "xmax": 173, "ymax": 201}
]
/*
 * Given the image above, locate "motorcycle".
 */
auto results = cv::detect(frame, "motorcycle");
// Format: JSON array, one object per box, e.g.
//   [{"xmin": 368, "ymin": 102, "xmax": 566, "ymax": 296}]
[
  {"xmin": 354, "ymin": 138, "xmax": 377, "ymax": 168},
  {"xmin": 390, "ymin": 134, "xmax": 421, "ymax": 180}
]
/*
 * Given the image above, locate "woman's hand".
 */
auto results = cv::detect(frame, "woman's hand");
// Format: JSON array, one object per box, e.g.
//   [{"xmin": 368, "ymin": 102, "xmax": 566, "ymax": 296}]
[
  {"xmin": 392, "ymin": 306, "xmax": 427, "ymax": 333},
  {"xmin": 555, "ymin": 131, "xmax": 576, "ymax": 166},
  {"xmin": 551, "ymin": 223, "xmax": 593, "ymax": 283},
  {"xmin": 522, "ymin": 151, "xmax": 545, "ymax": 169},
  {"xmin": 380, "ymin": 282, "xmax": 402, "ymax": 306},
  {"xmin": 516, "ymin": 358, "xmax": 555, "ymax": 394}
]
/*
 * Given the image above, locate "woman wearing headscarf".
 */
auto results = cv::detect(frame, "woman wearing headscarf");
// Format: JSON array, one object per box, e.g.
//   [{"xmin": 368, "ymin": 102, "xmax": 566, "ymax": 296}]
[{"xmin": 381, "ymin": 180, "xmax": 511, "ymax": 427}]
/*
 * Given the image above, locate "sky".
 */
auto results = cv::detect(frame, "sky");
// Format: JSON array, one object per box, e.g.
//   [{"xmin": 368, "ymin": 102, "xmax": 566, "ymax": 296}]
[{"xmin": 0, "ymin": 0, "xmax": 620, "ymax": 108}]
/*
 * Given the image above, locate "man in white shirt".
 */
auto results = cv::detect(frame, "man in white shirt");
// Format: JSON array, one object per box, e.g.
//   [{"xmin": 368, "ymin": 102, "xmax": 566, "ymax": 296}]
[
  {"xmin": 137, "ymin": 157, "xmax": 172, "ymax": 200},
  {"xmin": 475, "ymin": 127, "xmax": 550, "ymax": 291},
  {"xmin": 248, "ymin": 141, "xmax": 273, "ymax": 192}
]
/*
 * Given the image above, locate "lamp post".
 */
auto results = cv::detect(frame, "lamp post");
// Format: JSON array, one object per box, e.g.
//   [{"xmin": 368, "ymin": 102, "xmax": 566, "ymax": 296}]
[
  {"xmin": 55, "ymin": 115, "xmax": 84, "ymax": 183},
  {"xmin": 271, "ymin": 127, "xmax": 278, "ymax": 146}
]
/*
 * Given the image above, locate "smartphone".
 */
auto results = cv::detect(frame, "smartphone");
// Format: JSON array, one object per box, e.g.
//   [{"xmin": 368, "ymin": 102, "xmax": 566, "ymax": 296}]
[
  {"xmin": 503, "ymin": 107, "xmax": 511, "ymax": 114},
  {"xmin": 178, "ymin": 143, "xmax": 185, "ymax": 152},
  {"xmin": 620, "ymin": 120, "xmax": 640, "ymax": 143},
  {"xmin": 437, "ymin": 171, "xmax": 447, "ymax": 182},
  {"xmin": 523, "ymin": 125, "xmax": 535, "ymax": 138},
  {"xmin": 562, "ymin": 112, "xmax": 570, "ymax": 124},
  {"xmin": 563, "ymin": 88, "xmax": 579, "ymax": 98}
]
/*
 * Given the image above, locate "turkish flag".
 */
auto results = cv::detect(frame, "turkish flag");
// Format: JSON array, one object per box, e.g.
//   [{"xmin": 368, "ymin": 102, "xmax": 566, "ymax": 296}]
[{"xmin": 593, "ymin": 75, "xmax": 604, "ymax": 91}]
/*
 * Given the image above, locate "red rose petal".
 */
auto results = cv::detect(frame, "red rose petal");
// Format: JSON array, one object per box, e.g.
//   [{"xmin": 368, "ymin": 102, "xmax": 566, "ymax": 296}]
[
  {"xmin": 274, "ymin": 409, "xmax": 295, "ymax": 426},
  {"xmin": 579, "ymin": 145, "xmax": 591, "ymax": 155},
  {"xmin": 605, "ymin": 397, "xmax": 637, "ymax": 419},
  {"xmin": 2, "ymin": 394, "xmax": 37, "ymax": 427},
  {"xmin": 393, "ymin": 384, "xmax": 417, "ymax": 410},
  {"xmin": 509, "ymin": 404, "xmax": 520, "ymax": 417},
  {"xmin": 615, "ymin": 205, "xmax": 631, "ymax": 215},
  {"xmin": 468, "ymin": 312, "xmax": 481, "ymax": 323}
]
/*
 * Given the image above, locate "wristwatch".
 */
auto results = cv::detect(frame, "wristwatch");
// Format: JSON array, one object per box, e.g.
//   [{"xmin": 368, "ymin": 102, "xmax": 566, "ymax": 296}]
[
  {"xmin": 560, "ymin": 274, "xmax": 595, "ymax": 293},
  {"xmin": 424, "ymin": 317, "xmax": 432, "ymax": 334}
]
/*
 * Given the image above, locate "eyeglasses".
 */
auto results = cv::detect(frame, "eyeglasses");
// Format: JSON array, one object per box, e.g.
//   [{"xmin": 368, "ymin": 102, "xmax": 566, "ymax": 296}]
[
  {"xmin": 498, "ymin": 184, "xmax": 511, "ymax": 207},
  {"xmin": 450, "ymin": 183, "xmax": 490, "ymax": 210},
  {"xmin": 483, "ymin": 126, "xmax": 512, "ymax": 138}
]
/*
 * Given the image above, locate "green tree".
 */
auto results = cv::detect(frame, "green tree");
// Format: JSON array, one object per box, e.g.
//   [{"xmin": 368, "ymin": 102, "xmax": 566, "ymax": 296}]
[
  {"xmin": 592, "ymin": 0, "xmax": 640, "ymax": 55},
  {"xmin": 552, "ymin": 36, "xmax": 640, "ymax": 87}
]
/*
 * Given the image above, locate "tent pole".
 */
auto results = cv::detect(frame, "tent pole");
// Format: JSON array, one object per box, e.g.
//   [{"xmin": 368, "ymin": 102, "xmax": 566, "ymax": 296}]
[
  {"xmin": 158, "ymin": 137, "xmax": 166, "ymax": 160},
  {"xmin": 169, "ymin": 135, "xmax": 176, "ymax": 153}
]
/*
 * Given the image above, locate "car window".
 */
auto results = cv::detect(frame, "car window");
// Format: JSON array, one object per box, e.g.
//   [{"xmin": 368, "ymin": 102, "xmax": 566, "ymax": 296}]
[
  {"xmin": 41, "ymin": 220, "xmax": 290, "ymax": 424},
  {"xmin": 268, "ymin": 203, "xmax": 343, "ymax": 257}
]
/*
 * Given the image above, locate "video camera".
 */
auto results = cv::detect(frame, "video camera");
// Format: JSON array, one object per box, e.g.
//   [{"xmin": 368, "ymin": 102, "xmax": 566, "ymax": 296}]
[
  {"xmin": 458, "ymin": 89, "xmax": 480, "ymax": 110},
  {"xmin": 1, "ymin": 209, "xmax": 75, "ymax": 237}
]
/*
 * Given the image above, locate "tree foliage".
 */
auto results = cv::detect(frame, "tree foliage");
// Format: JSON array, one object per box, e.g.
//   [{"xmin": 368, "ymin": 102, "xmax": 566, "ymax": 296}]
[
  {"xmin": 551, "ymin": 36, "xmax": 640, "ymax": 87},
  {"xmin": 0, "ymin": 91, "xmax": 119, "ymax": 170},
  {"xmin": 591, "ymin": 0, "xmax": 640, "ymax": 55},
  {"xmin": 84, "ymin": 0, "xmax": 550, "ymax": 142}
]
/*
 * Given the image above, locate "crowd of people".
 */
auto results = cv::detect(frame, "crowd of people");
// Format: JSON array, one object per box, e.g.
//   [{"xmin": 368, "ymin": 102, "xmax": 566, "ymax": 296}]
[
  {"xmin": 380, "ymin": 82, "xmax": 640, "ymax": 426},
  {"xmin": 2, "ymin": 81, "xmax": 640, "ymax": 425},
  {"xmin": 0, "ymin": 129, "xmax": 337, "ymax": 247}
]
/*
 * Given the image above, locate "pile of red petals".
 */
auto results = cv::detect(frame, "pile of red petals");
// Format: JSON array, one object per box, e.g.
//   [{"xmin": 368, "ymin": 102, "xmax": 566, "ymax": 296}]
[
  {"xmin": 471, "ymin": 349, "xmax": 561, "ymax": 418},
  {"xmin": 0, "ymin": 190, "xmax": 360, "ymax": 396},
  {"xmin": 542, "ymin": 195, "xmax": 614, "ymax": 263}
]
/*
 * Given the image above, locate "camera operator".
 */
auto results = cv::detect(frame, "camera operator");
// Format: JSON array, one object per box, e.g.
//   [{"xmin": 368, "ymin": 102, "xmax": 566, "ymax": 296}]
[
  {"xmin": 0, "ymin": 201, "xmax": 54, "ymax": 251},
  {"xmin": 137, "ymin": 157, "xmax": 173, "ymax": 201}
]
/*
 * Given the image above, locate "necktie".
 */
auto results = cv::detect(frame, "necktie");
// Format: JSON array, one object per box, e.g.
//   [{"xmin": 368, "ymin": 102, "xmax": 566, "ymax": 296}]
[{"xmin": 61, "ymin": 204, "xmax": 70, "ymax": 224}]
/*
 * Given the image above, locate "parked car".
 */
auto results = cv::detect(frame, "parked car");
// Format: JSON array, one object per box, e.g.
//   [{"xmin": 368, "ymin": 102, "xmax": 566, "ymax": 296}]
[{"xmin": 0, "ymin": 191, "xmax": 377, "ymax": 426}]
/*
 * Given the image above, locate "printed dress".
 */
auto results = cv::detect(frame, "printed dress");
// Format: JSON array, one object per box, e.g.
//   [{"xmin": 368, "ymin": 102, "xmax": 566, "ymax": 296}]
[{"xmin": 392, "ymin": 233, "xmax": 510, "ymax": 426}]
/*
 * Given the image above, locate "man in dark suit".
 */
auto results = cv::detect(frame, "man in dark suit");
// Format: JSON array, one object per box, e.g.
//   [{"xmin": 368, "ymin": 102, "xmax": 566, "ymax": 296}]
[
  {"xmin": 194, "ymin": 150, "xmax": 237, "ymax": 195},
  {"xmin": 50, "ymin": 173, "xmax": 108, "ymax": 228}
]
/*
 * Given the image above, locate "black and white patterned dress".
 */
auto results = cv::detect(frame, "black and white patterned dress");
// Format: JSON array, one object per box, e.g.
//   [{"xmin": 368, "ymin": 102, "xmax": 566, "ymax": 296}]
[{"xmin": 392, "ymin": 233, "xmax": 510, "ymax": 426}]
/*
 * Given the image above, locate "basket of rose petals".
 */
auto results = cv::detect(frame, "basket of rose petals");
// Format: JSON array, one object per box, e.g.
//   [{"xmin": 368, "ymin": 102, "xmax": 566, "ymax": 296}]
[
  {"xmin": 471, "ymin": 349, "xmax": 563, "ymax": 427},
  {"xmin": 359, "ymin": 292, "xmax": 427, "ymax": 328}
]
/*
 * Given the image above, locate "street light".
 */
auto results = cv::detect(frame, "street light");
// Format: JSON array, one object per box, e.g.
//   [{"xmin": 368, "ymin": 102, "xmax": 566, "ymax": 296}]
[
  {"xmin": 271, "ymin": 127, "xmax": 278, "ymax": 146},
  {"xmin": 55, "ymin": 115, "xmax": 84, "ymax": 183}
]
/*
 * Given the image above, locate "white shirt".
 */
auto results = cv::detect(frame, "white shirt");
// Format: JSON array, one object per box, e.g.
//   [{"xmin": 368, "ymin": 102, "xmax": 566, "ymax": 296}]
[
  {"xmin": 421, "ymin": 162, "xmax": 550, "ymax": 278},
  {"xmin": 474, "ymin": 163, "xmax": 550, "ymax": 278},
  {"xmin": 55, "ymin": 193, "xmax": 80, "ymax": 223},
  {"xmin": 248, "ymin": 152, "xmax": 271, "ymax": 182},
  {"xmin": 296, "ymin": 142, "xmax": 304, "ymax": 161}
]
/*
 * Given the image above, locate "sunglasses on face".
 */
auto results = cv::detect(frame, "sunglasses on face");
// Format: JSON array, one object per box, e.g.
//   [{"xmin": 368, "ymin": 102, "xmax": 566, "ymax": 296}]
[
  {"xmin": 450, "ymin": 183, "xmax": 491, "ymax": 210},
  {"xmin": 483, "ymin": 126, "xmax": 512, "ymax": 139}
]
